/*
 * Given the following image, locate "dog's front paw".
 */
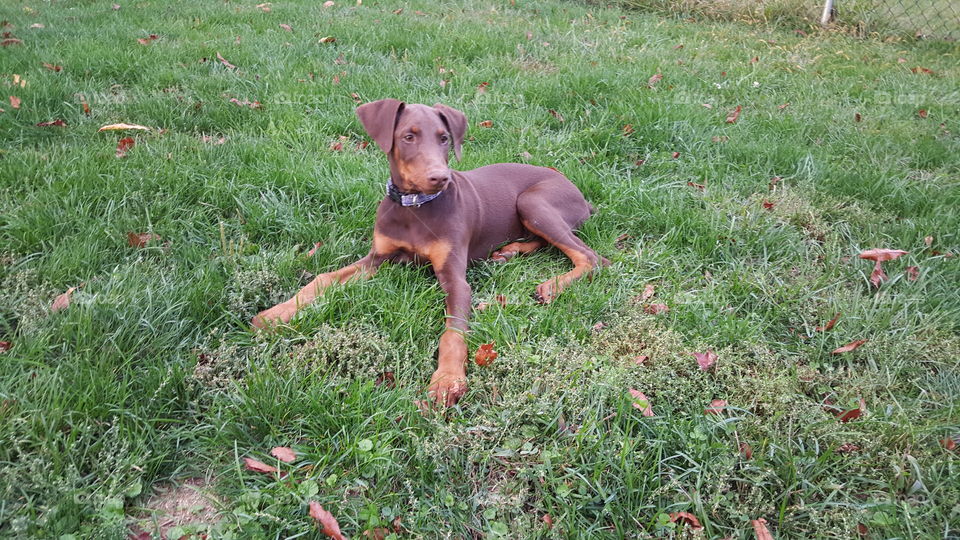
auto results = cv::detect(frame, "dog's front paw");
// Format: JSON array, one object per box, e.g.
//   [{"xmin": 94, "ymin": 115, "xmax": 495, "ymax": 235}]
[
  {"xmin": 427, "ymin": 370, "xmax": 468, "ymax": 407},
  {"xmin": 251, "ymin": 302, "xmax": 296, "ymax": 331},
  {"xmin": 534, "ymin": 279, "xmax": 560, "ymax": 304},
  {"xmin": 490, "ymin": 249, "xmax": 517, "ymax": 263}
]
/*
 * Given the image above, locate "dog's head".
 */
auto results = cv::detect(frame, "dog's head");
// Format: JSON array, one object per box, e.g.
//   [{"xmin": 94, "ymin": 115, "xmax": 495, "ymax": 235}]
[{"xmin": 356, "ymin": 99, "xmax": 467, "ymax": 195}]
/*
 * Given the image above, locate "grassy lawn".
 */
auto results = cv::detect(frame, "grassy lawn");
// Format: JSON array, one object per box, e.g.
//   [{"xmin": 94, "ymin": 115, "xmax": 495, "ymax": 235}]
[{"xmin": 1, "ymin": 0, "xmax": 959, "ymax": 538}]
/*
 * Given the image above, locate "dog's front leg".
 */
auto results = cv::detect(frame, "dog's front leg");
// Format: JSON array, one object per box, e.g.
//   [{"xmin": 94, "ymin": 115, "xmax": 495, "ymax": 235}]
[
  {"xmin": 427, "ymin": 254, "xmax": 471, "ymax": 406},
  {"xmin": 252, "ymin": 252, "xmax": 385, "ymax": 329}
]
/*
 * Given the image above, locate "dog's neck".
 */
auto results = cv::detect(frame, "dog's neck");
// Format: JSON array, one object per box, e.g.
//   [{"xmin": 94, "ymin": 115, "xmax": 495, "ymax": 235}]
[{"xmin": 385, "ymin": 178, "xmax": 444, "ymax": 207}]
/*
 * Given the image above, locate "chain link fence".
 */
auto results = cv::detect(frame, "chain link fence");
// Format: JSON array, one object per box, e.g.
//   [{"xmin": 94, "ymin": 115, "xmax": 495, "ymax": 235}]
[{"xmin": 827, "ymin": 0, "xmax": 960, "ymax": 39}]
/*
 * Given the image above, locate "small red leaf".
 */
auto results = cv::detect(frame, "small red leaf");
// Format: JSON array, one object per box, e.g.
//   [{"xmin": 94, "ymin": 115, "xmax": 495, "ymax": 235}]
[
  {"xmin": 137, "ymin": 34, "xmax": 159, "ymax": 45},
  {"xmin": 306, "ymin": 242, "xmax": 323, "ymax": 256},
  {"xmin": 279, "ymin": 23, "xmax": 292, "ymax": 32},
  {"xmin": 836, "ymin": 407, "xmax": 862, "ymax": 422},
  {"xmin": 725, "ymin": 105, "xmax": 742, "ymax": 123},
  {"xmin": 1, "ymin": 38, "xmax": 23, "ymax": 46},
  {"xmin": 51, "ymin": 287, "xmax": 77, "ymax": 313},
  {"xmin": 126, "ymin": 232, "xmax": 160, "ymax": 248},
  {"xmin": 739, "ymin": 442, "xmax": 753, "ymax": 459},
  {"xmin": 750, "ymin": 56, "xmax": 759, "ymax": 64},
  {"xmin": 36, "ymin": 119, "xmax": 67, "ymax": 127},
  {"xmin": 832, "ymin": 339, "xmax": 867, "ymax": 354},
  {"xmin": 816, "ymin": 313, "xmax": 840, "ymax": 332},
  {"xmin": 669, "ymin": 512, "xmax": 703, "ymax": 529},
  {"xmin": 542, "ymin": 514, "xmax": 553, "ymax": 528},
  {"xmin": 477, "ymin": 120, "xmax": 493, "ymax": 128},
  {"xmin": 476, "ymin": 81, "xmax": 489, "ymax": 94},
  {"xmin": 762, "ymin": 200, "xmax": 775, "ymax": 210},
  {"xmin": 243, "ymin": 457, "xmax": 277, "ymax": 474},
  {"xmin": 43, "ymin": 62, "xmax": 62, "ymax": 72},
  {"xmin": 644, "ymin": 303, "xmax": 669, "ymax": 315},
  {"xmin": 115, "ymin": 137, "xmax": 135, "ymax": 158},
  {"xmin": 752, "ymin": 518, "xmax": 774, "ymax": 540},
  {"xmin": 858, "ymin": 523, "xmax": 869, "ymax": 537},
  {"xmin": 704, "ymin": 398, "xmax": 727, "ymax": 415},
  {"xmin": 639, "ymin": 283, "xmax": 656, "ymax": 302},
  {"xmin": 910, "ymin": 66, "xmax": 934, "ymax": 75},
  {"xmin": 918, "ymin": 109, "xmax": 928, "ymax": 119},
  {"xmin": 629, "ymin": 388, "xmax": 654, "ymax": 416},
  {"xmin": 693, "ymin": 350, "xmax": 717, "ymax": 371},
  {"xmin": 309, "ymin": 501, "xmax": 346, "ymax": 540},
  {"xmin": 941, "ymin": 438, "xmax": 957, "ymax": 451},
  {"xmin": 474, "ymin": 342, "xmax": 497, "ymax": 367},
  {"xmin": 671, "ymin": 151, "xmax": 680, "ymax": 159},
  {"xmin": 0, "ymin": 341, "xmax": 12, "ymax": 352},
  {"xmin": 9, "ymin": 95, "xmax": 20, "ymax": 109},
  {"xmin": 647, "ymin": 73, "xmax": 663, "ymax": 87},
  {"xmin": 906, "ymin": 266, "xmax": 919, "ymax": 281},
  {"xmin": 548, "ymin": 109, "xmax": 565, "ymax": 123},
  {"xmin": 687, "ymin": 181, "xmax": 705, "ymax": 190},
  {"xmin": 622, "ymin": 124, "xmax": 634, "ymax": 136},
  {"xmin": 778, "ymin": 102, "xmax": 790, "ymax": 110},
  {"xmin": 634, "ymin": 355, "xmax": 649, "ymax": 365},
  {"xmin": 270, "ymin": 446, "xmax": 296, "ymax": 463}
]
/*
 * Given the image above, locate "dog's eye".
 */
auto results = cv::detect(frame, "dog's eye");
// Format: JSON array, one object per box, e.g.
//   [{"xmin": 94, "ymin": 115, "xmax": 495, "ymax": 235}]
[
  {"xmin": 404, "ymin": 133, "xmax": 415, "ymax": 141},
  {"xmin": 440, "ymin": 135, "xmax": 449, "ymax": 144}
]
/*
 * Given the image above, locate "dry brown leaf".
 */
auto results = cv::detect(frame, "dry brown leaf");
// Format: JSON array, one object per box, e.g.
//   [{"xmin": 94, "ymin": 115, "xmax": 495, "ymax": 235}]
[
  {"xmin": 704, "ymin": 398, "xmax": 727, "ymax": 415},
  {"xmin": 279, "ymin": 23, "xmax": 292, "ymax": 32},
  {"xmin": 906, "ymin": 266, "xmax": 919, "ymax": 281},
  {"xmin": 739, "ymin": 442, "xmax": 753, "ymax": 459},
  {"xmin": 0, "ymin": 341, "xmax": 11, "ymax": 353},
  {"xmin": 243, "ymin": 457, "xmax": 277, "ymax": 474},
  {"xmin": 687, "ymin": 181, "xmax": 705, "ymax": 190},
  {"xmin": 816, "ymin": 313, "xmax": 840, "ymax": 332},
  {"xmin": 924, "ymin": 235, "xmax": 933, "ymax": 247},
  {"xmin": 832, "ymin": 339, "xmax": 867, "ymax": 354},
  {"xmin": 693, "ymin": 350, "xmax": 717, "ymax": 371},
  {"xmin": 309, "ymin": 501, "xmax": 345, "ymax": 540},
  {"xmin": 137, "ymin": 34, "xmax": 159, "ymax": 45},
  {"xmin": 36, "ymin": 119, "xmax": 67, "ymax": 127},
  {"xmin": 752, "ymin": 518, "xmax": 774, "ymax": 540},
  {"xmin": 548, "ymin": 109, "xmax": 564, "ymax": 122},
  {"xmin": 115, "ymin": 137, "xmax": 135, "ymax": 158},
  {"xmin": 859, "ymin": 249, "xmax": 908, "ymax": 262},
  {"xmin": 9, "ymin": 95, "xmax": 20, "ymax": 109},
  {"xmin": 51, "ymin": 287, "xmax": 77, "ymax": 313},
  {"xmin": 941, "ymin": 438, "xmax": 957, "ymax": 451},
  {"xmin": 629, "ymin": 388, "xmax": 654, "ymax": 417},
  {"xmin": 639, "ymin": 283, "xmax": 656, "ymax": 302},
  {"xmin": 918, "ymin": 109, "xmax": 928, "ymax": 119},
  {"xmin": 98, "ymin": 123, "xmax": 151, "ymax": 132},
  {"xmin": 43, "ymin": 62, "xmax": 62, "ymax": 72},
  {"xmin": 671, "ymin": 151, "xmax": 680, "ymax": 159},
  {"xmin": 762, "ymin": 200, "xmax": 775, "ymax": 210},
  {"xmin": 725, "ymin": 105, "xmax": 742, "ymax": 123},
  {"xmin": 475, "ymin": 342, "xmax": 497, "ymax": 367},
  {"xmin": 319, "ymin": 36, "xmax": 336, "ymax": 43},
  {"xmin": 270, "ymin": 446, "xmax": 296, "ymax": 463},
  {"xmin": 1, "ymin": 38, "xmax": 23, "ymax": 47},
  {"xmin": 644, "ymin": 303, "xmax": 669, "ymax": 315},
  {"xmin": 647, "ymin": 73, "xmax": 663, "ymax": 87},
  {"xmin": 477, "ymin": 120, "xmax": 493, "ymax": 128},
  {"xmin": 669, "ymin": 512, "xmax": 703, "ymax": 530},
  {"xmin": 127, "ymin": 232, "xmax": 160, "ymax": 247},
  {"xmin": 542, "ymin": 514, "xmax": 553, "ymax": 528}
]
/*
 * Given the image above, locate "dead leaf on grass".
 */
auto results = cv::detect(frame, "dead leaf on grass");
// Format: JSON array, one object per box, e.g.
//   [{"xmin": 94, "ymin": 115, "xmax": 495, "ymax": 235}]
[
  {"xmin": 115, "ymin": 137, "xmax": 135, "ymax": 157},
  {"xmin": 9, "ymin": 95, "xmax": 20, "ymax": 109},
  {"xmin": 270, "ymin": 446, "xmax": 296, "ymax": 463},
  {"xmin": 137, "ymin": 34, "xmax": 159, "ymax": 45},
  {"xmin": 832, "ymin": 339, "xmax": 866, "ymax": 354},
  {"xmin": 243, "ymin": 457, "xmax": 277, "ymax": 474},
  {"xmin": 704, "ymin": 398, "xmax": 727, "ymax": 415},
  {"xmin": 475, "ymin": 342, "xmax": 497, "ymax": 367},
  {"xmin": 816, "ymin": 313, "xmax": 840, "ymax": 332},
  {"xmin": 647, "ymin": 73, "xmax": 663, "ymax": 87},
  {"xmin": 98, "ymin": 122, "xmax": 151, "ymax": 132},
  {"xmin": 644, "ymin": 303, "xmax": 669, "ymax": 315},
  {"xmin": 43, "ymin": 62, "xmax": 62, "ymax": 72},
  {"xmin": 669, "ymin": 512, "xmax": 703, "ymax": 530},
  {"xmin": 629, "ymin": 388, "xmax": 654, "ymax": 416},
  {"xmin": 309, "ymin": 501, "xmax": 346, "ymax": 540},
  {"xmin": 906, "ymin": 266, "xmax": 919, "ymax": 281},
  {"xmin": 217, "ymin": 52, "xmax": 237, "ymax": 70},
  {"xmin": 0, "ymin": 341, "xmax": 12, "ymax": 352},
  {"xmin": 725, "ymin": 105, "xmax": 742, "ymax": 123},
  {"xmin": 693, "ymin": 350, "xmax": 717, "ymax": 370},
  {"xmin": 127, "ymin": 232, "xmax": 160, "ymax": 247},
  {"xmin": 638, "ymin": 283, "xmax": 655, "ymax": 302},
  {"xmin": 477, "ymin": 120, "xmax": 493, "ymax": 128},
  {"xmin": 36, "ymin": 119, "xmax": 67, "ymax": 127},
  {"xmin": 51, "ymin": 287, "xmax": 77, "ymax": 312}
]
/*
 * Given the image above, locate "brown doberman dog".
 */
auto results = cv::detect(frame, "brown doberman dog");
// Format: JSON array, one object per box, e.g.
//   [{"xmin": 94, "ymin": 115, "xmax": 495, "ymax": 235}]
[{"xmin": 252, "ymin": 99, "xmax": 605, "ymax": 406}]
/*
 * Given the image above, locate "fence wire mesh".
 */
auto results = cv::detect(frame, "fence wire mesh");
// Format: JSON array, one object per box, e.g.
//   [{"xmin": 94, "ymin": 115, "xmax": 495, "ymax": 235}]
[{"xmin": 865, "ymin": 0, "xmax": 960, "ymax": 39}]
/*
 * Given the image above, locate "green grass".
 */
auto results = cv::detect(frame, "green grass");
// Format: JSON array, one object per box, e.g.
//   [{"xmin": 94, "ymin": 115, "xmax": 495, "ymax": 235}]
[{"xmin": 1, "ymin": 0, "xmax": 959, "ymax": 538}]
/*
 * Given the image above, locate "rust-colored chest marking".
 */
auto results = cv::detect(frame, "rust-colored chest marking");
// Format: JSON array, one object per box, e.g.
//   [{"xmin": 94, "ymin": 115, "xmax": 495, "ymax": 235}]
[{"xmin": 373, "ymin": 232, "xmax": 451, "ymax": 271}]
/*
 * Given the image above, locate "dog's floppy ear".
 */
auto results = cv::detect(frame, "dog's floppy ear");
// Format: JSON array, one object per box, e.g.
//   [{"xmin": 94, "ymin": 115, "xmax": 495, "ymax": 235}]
[
  {"xmin": 433, "ymin": 104, "xmax": 467, "ymax": 161},
  {"xmin": 356, "ymin": 99, "xmax": 405, "ymax": 154}
]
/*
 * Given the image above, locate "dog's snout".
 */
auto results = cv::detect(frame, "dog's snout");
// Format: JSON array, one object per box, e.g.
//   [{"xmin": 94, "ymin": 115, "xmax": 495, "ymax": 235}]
[{"xmin": 427, "ymin": 170, "xmax": 450, "ymax": 186}]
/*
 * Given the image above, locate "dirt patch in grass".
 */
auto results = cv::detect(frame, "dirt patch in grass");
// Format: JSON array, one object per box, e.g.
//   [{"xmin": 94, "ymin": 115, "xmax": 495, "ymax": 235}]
[{"xmin": 130, "ymin": 478, "xmax": 222, "ymax": 539}]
